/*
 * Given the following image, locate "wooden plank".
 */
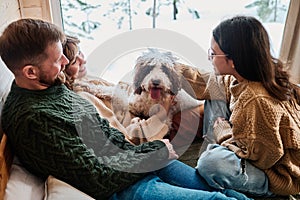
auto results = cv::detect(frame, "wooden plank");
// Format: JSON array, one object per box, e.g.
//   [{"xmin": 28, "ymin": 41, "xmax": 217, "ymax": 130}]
[
  {"xmin": 20, "ymin": 0, "xmax": 41, "ymax": 8},
  {"xmin": 0, "ymin": 134, "xmax": 13, "ymax": 200},
  {"xmin": 21, "ymin": 7, "xmax": 43, "ymax": 19},
  {"xmin": 279, "ymin": 0, "xmax": 300, "ymax": 83},
  {"xmin": 279, "ymin": 0, "xmax": 300, "ymax": 62},
  {"xmin": 290, "ymin": 35, "xmax": 300, "ymax": 83},
  {"xmin": 19, "ymin": 0, "xmax": 52, "ymax": 22},
  {"xmin": 41, "ymin": 0, "xmax": 52, "ymax": 22}
]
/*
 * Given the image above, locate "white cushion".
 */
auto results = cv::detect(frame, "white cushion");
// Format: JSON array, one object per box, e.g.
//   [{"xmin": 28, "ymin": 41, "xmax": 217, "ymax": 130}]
[
  {"xmin": 44, "ymin": 175, "xmax": 95, "ymax": 200},
  {"xmin": 4, "ymin": 164, "xmax": 45, "ymax": 200}
]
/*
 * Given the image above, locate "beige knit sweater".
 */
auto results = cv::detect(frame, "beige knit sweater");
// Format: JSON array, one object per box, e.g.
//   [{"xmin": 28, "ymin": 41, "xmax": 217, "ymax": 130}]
[{"xmin": 176, "ymin": 64, "xmax": 300, "ymax": 196}]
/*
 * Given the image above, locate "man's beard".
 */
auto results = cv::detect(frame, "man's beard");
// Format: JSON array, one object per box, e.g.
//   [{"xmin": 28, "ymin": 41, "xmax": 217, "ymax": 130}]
[{"xmin": 39, "ymin": 71, "xmax": 66, "ymax": 86}]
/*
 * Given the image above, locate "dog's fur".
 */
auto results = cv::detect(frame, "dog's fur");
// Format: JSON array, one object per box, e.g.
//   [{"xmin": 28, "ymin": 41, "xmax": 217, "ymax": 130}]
[
  {"xmin": 86, "ymin": 48, "xmax": 203, "ymax": 142},
  {"xmin": 127, "ymin": 48, "xmax": 203, "ymax": 127}
]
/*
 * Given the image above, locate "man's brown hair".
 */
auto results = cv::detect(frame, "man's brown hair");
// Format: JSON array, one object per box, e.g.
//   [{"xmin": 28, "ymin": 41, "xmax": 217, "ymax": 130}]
[{"xmin": 0, "ymin": 18, "xmax": 65, "ymax": 73}]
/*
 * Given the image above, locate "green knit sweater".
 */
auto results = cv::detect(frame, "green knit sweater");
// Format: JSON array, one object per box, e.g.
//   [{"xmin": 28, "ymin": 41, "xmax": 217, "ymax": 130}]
[{"xmin": 1, "ymin": 82, "xmax": 169, "ymax": 199}]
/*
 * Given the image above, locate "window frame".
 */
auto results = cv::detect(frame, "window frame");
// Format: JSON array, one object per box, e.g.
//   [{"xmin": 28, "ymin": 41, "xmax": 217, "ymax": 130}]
[
  {"xmin": 50, "ymin": 0, "xmax": 300, "ymax": 83},
  {"xmin": 279, "ymin": 0, "xmax": 300, "ymax": 83}
]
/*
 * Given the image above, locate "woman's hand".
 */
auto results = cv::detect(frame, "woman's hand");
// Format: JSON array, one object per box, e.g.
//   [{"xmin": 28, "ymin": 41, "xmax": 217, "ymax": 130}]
[{"xmin": 213, "ymin": 117, "xmax": 226, "ymax": 128}]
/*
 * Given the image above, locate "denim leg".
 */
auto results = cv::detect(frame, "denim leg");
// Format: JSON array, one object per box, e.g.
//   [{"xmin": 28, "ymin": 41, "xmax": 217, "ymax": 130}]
[
  {"xmin": 199, "ymin": 100, "xmax": 231, "ymax": 155},
  {"xmin": 196, "ymin": 144, "xmax": 273, "ymax": 197},
  {"xmin": 110, "ymin": 174, "xmax": 252, "ymax": 200},
  {"xmin": 153, "ymin": 160, "xmax": 212, "ymax": 191},
  {"xmin": 203, "ymin": 100, "xmax": 231, "ymax": 141}
]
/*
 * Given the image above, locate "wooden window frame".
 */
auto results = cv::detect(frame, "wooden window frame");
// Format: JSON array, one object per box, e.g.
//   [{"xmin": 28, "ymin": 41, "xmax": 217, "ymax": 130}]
[{"xmin": 279, "ymin": 0, "xmax": 300, "ymax": 83}]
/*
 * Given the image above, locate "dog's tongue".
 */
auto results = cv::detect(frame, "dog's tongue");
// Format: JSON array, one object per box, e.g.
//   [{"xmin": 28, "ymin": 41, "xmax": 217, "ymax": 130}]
[{"xmin": 150, "ymin": 88, "xmax": 161, "ymax": 99}]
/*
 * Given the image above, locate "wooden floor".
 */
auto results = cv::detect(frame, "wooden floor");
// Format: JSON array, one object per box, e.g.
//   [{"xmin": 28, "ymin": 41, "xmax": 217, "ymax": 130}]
[
  {"xmin": 177, "ymin": 138, "xmax": 300, "ymax": 200},
  {"xmin": 177, "ymin": 139, "xmax": 202, "ymax": 167}
]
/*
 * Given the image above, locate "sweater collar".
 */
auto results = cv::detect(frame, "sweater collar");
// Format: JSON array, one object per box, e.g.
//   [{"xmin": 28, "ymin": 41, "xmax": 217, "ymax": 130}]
[
  {"xmin": 11, "ymin": 80, "xmax": 68, "ymax": 95},
  {"xmin": 230, "ymin": 77, "xmax": 262, "ymax": 98}
]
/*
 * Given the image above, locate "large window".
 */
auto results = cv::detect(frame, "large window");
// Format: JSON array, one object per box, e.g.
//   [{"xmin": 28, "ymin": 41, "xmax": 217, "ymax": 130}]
[{"xmin": 58, "ymin": 0, "xmax": 291, "ymax": 84}]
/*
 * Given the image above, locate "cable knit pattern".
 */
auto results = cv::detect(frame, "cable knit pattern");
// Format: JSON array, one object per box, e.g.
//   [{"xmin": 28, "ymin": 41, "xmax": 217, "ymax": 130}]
[
  {"xmin": 176, "ymin": 65, "xmax": 300, "ymax": 196},
  {"xmin": 1, "ymin": 82, "xmax": 169, "ymax": 200}
]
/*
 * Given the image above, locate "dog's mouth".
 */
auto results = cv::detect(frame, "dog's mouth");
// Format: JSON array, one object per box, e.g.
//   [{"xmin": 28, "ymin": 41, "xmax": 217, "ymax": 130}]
[{"xmin": 150, "ymin": 87, "xmax": 162, "ymax": 100}]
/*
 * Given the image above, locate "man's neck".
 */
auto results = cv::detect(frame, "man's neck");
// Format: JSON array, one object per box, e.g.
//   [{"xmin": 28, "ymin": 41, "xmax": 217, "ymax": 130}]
[{"xmin": 15, "ymin": 78, "xmax": 49, "ymax": 90}]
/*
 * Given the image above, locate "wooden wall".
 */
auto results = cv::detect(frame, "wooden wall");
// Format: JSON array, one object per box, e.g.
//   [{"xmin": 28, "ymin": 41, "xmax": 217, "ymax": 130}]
[
  {"xmin": 19, "ymin": 0, "xmax": 52, "ymax": 22},
  {"xmin": 280, "ymin": 0, "xmax": 300, "ymax": 83},
  {"xmin": 0, "ymin": 0, "xmax": 51, "ymax": 33}
]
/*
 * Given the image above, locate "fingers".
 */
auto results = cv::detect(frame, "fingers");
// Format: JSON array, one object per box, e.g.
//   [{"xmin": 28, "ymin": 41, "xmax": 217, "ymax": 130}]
[
  {"xmin": 161, "ymin": 139, "xmax": 178, "ymax": 160},
  {"xmin": 130, "ymin": 117, "xmax": 142, "ymax": 124},
  {"xmin": 213, "ymin": 117, "xmax": 226, "ymax": 128}
]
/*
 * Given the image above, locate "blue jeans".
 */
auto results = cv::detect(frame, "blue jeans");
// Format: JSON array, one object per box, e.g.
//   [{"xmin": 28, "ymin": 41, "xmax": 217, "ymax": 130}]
[
  {"xmin": 110, "ymin": 160, "xmax": 253, "ymax": 200},
  {"xmin": 197, "ymin": 100, "xmax": 273, "ymax": 197},
  {"xmin": 196, "ymin": 144, "xmax": 273, "ymax": 197},
  {"xmin": 203, "ymin": 100, "xmax": 231, "ymax": 142}
]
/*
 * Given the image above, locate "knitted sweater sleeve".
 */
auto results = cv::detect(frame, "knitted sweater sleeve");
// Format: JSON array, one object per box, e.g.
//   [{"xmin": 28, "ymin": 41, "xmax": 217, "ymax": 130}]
[
  {"xmin": 218, "ymin": 94, "xmax": 284, "ymax": 169},
  {"xmin": 5, "ymin": 109, "xmax": 168, "ymax": 199},
  {"xmin": 175, "ymin": 63, "xmax": 231, "ymax": 101}
]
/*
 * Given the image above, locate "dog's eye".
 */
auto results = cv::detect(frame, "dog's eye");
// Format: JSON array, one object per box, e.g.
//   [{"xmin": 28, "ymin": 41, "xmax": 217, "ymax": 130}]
[{"xmin": 134, "ymin": 87, "xmax": 143, "ymax": 95}]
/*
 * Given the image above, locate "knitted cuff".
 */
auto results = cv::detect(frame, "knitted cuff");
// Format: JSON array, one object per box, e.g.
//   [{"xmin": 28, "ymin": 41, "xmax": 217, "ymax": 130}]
[{"xmin": 213, "ymin": 121, "xmax": 232, "ymax": 144}]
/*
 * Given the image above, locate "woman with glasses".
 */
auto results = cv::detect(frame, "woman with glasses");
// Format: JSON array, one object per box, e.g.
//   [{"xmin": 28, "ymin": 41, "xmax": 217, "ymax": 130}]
[{"xmin": 175, "ymin": 15, "xmax": 300, "ymax": 198}]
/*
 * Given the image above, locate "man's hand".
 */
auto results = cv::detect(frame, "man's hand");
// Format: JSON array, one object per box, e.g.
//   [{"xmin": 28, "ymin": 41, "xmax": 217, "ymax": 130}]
[{"xmin": 161, "ymin": 139, "xmax": 178, "ymax": 160}]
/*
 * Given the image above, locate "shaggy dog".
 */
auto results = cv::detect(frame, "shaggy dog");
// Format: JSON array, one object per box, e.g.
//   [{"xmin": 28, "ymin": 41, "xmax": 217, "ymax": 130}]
[
  {"xmin": 92, "ymin": 48, "xmax": 203, "ymax": 143},
  {"xmin": 127, "ymin": 48, "xmax": 203, "ymax": 128}
]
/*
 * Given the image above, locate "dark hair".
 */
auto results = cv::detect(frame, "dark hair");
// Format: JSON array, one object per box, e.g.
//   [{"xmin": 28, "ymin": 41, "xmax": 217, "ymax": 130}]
[
  {"xmin": 0, "ymin": 18, "xmax": 65, "ymax": 73},
  {"xmin": 213, "ymin": 15, "xmax": 300, "ymax": 104},
  {"xmin": 62, "ymin": 35, "xmax": 80, "ymax": 89}
]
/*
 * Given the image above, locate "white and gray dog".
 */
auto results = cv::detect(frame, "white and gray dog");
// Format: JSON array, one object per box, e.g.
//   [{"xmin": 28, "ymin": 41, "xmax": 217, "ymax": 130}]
[{"xmin": 127, "ymin": 48, "xmax": 203, "ymax": 127}]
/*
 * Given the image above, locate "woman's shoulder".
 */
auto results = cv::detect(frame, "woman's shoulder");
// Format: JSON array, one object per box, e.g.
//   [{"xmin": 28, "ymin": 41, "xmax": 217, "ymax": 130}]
[
  {"xmin": 234, "ymin": 81, "xmax": 282, "ymax": 108},
  {"xmin": 233, "ymin": 81, "xmax": 268, "ymax": 97}
]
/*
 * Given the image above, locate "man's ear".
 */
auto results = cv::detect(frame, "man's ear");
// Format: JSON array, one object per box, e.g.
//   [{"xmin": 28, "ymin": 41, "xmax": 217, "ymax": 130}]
[{"xmin": 22, "ymin": 65, "xmax": 38, "ymax": 80}]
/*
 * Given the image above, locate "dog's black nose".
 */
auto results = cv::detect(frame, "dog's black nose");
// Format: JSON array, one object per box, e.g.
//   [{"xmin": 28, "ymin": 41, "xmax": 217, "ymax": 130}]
[{"xmin": 151, "ymin": 79, "xmax": 161, "ymax": 86}]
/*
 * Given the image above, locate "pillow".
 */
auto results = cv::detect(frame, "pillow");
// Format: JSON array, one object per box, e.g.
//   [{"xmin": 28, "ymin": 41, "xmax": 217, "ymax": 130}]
[
  {"xmin": 44, "ymin": 175, "xmax": 95, "ymax": 200},
  {"xmin": 4, "ymin": 163, "xmax": 45, "ymax": 200}
]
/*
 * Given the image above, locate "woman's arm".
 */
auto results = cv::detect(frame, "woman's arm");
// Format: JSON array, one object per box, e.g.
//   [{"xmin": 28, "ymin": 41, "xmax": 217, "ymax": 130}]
[{"xmin": 175, "ymin": 63, "xmax": 231, "ymax": 101}]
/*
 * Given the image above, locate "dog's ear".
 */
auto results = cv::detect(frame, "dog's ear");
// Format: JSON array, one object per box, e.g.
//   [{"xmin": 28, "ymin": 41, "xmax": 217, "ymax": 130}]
[
  {"xmin": 161, "ymin": 65, "xmax": 181, "ymax": 95},
  {"xmin": 172, "ymin": 70, "xmax": 182, "ymax": 95},
  {"xmin": 133, "ymin": 66, "xmax": 143, "ymax": 91},
  {"xmin": 133, "ymin": 64, "xmax": 155, "ymax": 92}
]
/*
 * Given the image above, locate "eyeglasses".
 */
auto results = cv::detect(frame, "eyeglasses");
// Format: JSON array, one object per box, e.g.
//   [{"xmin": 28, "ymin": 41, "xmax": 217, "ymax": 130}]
[{"xmin": 208, "ymin": 48, "xmax": 228, "ymax": 61}]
